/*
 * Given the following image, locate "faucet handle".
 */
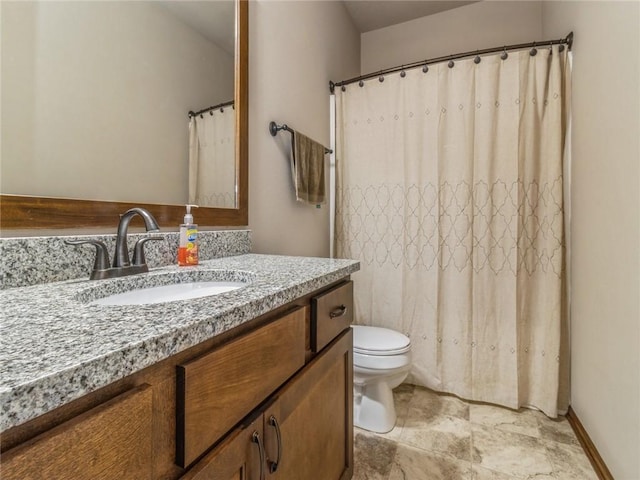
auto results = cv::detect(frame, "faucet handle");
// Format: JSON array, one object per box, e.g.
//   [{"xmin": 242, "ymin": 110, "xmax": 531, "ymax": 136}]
[
  {"xmin": 64, "ymin": 240, "xmax": 110, "ymax": 275},
  {"xmin": 132, "ymin": 236, "xmax": 165, "ymax": 266}
]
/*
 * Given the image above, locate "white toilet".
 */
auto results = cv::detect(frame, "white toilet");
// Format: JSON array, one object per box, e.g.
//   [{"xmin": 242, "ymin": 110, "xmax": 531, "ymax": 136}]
[{"xmin": 352, "ymin": 325, "xmax": 412, "ymax": 433}]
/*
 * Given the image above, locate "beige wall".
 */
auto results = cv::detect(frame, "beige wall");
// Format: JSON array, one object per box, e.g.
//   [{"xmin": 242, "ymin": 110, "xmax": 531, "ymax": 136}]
[
  {"xmin": 361, "ymin": 1, "xmax": 542, "ymax": 72},
  {"xmin": 248, "ymin": 0, "xmax": 359, "ymax": 256},
  {"xmin": 542, "ymin": 2, "xmax": 640, "ymax": 478},
  {"xmin": 1, "ymin": 1, "xmax": 233, "ymax": 205}
]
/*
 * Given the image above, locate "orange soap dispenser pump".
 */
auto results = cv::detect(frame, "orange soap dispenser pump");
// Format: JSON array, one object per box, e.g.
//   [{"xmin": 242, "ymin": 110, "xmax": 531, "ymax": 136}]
[{"xmin": 178, "ymin": 204, "xmax": 199, "ymax": 266}]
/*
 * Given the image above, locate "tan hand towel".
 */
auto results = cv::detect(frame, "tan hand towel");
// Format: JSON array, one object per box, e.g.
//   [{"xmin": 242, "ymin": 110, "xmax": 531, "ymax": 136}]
[{"xmin": 291, "ymin": 131, "xmax": 326, "ymax": 205}]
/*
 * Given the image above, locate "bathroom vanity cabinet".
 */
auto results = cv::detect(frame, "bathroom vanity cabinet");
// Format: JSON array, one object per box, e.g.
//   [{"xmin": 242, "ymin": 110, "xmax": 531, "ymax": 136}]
[
  {"xmin": 1, "ymin": 279, "xmax": 354, "ymax": 480},
  {"xmin": 182, "ymin": 327, "xmax": 352, "ymax": 480}
]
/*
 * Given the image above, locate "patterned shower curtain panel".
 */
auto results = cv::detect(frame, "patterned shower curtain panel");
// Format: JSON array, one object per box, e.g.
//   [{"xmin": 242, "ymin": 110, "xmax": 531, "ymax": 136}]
[{"xmin": 335, "ymin": 47, "xmax": 571, "ymax": 417}]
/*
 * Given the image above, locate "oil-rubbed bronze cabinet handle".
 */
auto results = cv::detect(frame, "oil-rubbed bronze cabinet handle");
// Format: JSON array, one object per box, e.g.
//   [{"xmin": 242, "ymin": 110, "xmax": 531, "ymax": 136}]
[
  {"xmin": 252, "ymin": 431, "xmax": 265, "ymax": 480},
  {"xmin": 267, "ymin": 415, "xmax": 282, "ymax": 473},
  {"xmin": 329, "ymin": 305, "xmax": 348, "ymax": 319}
]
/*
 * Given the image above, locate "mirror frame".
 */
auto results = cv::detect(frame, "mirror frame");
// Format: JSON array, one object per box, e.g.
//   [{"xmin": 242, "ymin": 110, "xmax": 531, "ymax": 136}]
[{"xmin": 0, "ymin": 0, "xmax": 248, "ymax": 230}]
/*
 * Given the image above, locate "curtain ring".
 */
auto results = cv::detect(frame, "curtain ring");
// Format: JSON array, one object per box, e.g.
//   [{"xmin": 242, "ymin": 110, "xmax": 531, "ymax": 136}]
[
  {"xmin": 209, "ymin": 110, "xmax": 213, "ymax": 116},
  {"xmin": 474, "ymin": 52, "xmax": 481, "ymax": 64},
  {"xmin": 379, "ymin": 75, "xmax": 384, "ymax": 82},
  {"xmin": 448, "ymin": 60, "xmax": 455, "ymax": 68},
  {"xmin": 400, "ymin": 68, "xmax": 406, "ymax": 78},
  {"xmin": 220, "ymin": 107, "xmax": 224, "ymax": 113},
  {"xmin": 501, "ymin": 47, "xmax": 508, "ymax": 60},
  {"xmin": 341, "ymin": 85, "xmax": 346, "ymax": 92},
  {"xmin": 530, "ymin": 42, "xmax": 537, "ymax": 56},
  {"xmin": 422, "ymin": 64, "xmax": 429, "ymax": 73},
  {"xmin": 199, "ymin": 114, "xmax": 203, "ymax": 119},
  {"xmin": 359, "ymin": 80, "xmax": 364, "ymax": 87}
]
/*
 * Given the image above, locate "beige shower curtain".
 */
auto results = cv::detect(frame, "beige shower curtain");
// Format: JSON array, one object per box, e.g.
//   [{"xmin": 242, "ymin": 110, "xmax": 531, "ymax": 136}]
[
  {"xmin": 335, "ymin": 47, "xmax": 571, "ymax": 416},
  {"xmin": 189, "ymin": 106, "xmax": 236, "ymax": 208}
]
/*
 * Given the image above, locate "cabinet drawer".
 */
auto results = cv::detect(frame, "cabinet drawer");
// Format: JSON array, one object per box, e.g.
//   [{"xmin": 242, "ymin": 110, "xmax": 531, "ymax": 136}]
[
  {"xmin": 176, "ymin": 307, "xmax": 306, "ymax": 468},
  {"xmin": 311, "ymin": 281, "xmax": 353, "ymax": 353},
  {"xmin": 1, "ymin": 385, "xmax": 153, "ymax": 480}
]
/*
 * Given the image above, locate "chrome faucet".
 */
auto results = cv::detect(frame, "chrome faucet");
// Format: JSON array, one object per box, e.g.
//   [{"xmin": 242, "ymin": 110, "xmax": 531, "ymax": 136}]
[{"xmin": 66, "ymin": 207, "xmax": 163, "ymax": 280}]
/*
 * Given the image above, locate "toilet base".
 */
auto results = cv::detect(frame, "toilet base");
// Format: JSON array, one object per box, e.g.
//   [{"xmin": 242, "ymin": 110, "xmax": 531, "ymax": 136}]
[{"xmin": 354, "ymin": 381, "xmax": 397, "ymax": 433}]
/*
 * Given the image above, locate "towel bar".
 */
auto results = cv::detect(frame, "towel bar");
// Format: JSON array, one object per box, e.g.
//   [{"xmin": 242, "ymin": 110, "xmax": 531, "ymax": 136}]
[{"xmin": 269, "ymin": 121, "xmax": 333, "ymax": 154}]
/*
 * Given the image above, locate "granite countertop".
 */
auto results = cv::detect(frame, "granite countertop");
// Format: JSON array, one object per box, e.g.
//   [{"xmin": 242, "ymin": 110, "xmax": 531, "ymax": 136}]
[{"xmin": 0, "ymin": 254, "xmax": 359, "ymax": 432}]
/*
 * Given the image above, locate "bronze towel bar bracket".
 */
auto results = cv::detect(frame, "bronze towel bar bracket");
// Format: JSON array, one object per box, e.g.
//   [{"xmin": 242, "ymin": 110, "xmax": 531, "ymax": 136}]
[{"xmin": 269, "ymin": 121, "xmax": 333, "ymax": 154}]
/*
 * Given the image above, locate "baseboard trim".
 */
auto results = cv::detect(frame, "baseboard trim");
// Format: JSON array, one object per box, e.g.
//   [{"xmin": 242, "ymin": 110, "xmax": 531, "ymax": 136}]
[{"xmin": 566, "ymin": 406, "xmax": 614, "ymax": 480}]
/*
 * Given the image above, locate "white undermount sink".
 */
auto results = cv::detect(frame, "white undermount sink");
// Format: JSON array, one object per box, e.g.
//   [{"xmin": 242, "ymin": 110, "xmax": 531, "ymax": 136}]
[{"xmin": 90, "ymin": 281, "xmax": 247, "ymax": 306}]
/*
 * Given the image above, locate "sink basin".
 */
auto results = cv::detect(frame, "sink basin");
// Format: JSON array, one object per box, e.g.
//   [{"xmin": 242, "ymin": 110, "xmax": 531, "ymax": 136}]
[
  {"xmin": 77, "ymin": 269, "xmax": 255, "ymax": 306},
  {"xmin": 90, "ymin": 281, "xmax": 247, "ymax": 306}
]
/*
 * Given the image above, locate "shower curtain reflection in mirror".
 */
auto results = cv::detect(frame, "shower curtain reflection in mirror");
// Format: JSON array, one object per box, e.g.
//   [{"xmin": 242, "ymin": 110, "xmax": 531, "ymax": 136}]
[{"xmin": 189, "ymin": 106, "xmax": 236, "ymax": 208}]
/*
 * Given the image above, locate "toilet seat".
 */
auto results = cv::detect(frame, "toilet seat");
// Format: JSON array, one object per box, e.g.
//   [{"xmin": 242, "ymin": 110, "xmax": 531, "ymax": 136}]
[
  {"xmin": 352, "ymin": 325, "xmax": 411, "ymax": 356},
  {"xmin": 354, "ymin": 350, "xmax": 411, "ymax": 371}
]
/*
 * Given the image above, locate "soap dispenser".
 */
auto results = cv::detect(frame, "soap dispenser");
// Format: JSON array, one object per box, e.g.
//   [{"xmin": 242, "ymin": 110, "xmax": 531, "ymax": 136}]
[{"xmin": 178, "ymin": 204, "xmax": 199, "ymax": 266}]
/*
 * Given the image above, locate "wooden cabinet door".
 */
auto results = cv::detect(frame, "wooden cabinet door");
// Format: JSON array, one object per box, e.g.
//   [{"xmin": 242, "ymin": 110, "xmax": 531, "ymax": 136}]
[
  {"xmin": 1, "ymin": 385, "xmax": 153, "ymax": 480},
  {"xmin": 263, "ymin": 329, "xmax": 353, "ymax": 480},
  {"xmin": 179, "ymin": 416, "xmax": 264, "ymax": 480}
]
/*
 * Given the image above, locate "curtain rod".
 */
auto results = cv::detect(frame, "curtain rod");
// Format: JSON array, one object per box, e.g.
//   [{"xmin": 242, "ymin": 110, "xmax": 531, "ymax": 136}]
[
  {"xmin": 329, "ymin": 32, "xmax": 573, "ymax": 93},
  {"xmin": 188, "ymin": 99, "xmax": 234, "ymax": 118}
]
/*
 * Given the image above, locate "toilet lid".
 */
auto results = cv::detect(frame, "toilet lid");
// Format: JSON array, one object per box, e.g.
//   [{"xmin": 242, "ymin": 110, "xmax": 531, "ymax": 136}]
[{"xmin": 352, "ymin": 325, "xmax": 411, "ymax": 356}]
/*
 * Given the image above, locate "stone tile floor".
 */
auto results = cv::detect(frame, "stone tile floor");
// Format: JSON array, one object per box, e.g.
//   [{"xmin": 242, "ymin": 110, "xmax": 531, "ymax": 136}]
[{"xmin": 353, "ymin": 384, "xmax": 598, "ymax": 480}]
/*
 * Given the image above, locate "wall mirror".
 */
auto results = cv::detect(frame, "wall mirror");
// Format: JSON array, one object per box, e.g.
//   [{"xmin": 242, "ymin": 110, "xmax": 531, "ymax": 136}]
[{"xmin": 0, "ymin": 0, "xmax": 248, "ymax": 230}]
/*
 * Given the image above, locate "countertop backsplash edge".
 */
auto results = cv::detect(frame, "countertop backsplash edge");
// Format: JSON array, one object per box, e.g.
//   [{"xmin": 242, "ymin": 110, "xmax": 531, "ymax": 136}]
[{"xmin": 0, "ymin": 230, "xmax": 251, "ymax": 289}]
